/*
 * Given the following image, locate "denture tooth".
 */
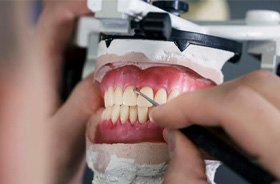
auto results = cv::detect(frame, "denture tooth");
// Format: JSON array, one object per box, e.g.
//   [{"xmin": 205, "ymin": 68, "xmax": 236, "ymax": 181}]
[
  {"xmin": 154, "ymin": 88, "xmax": 167, "ymax": 105},
  {"xmin": 129, "ymin": 106, "xmax": 138, "ymax": 124},
  {"xmin": 168, "ymin": 89, "xmax": 180, "ymax": 101},
  {"xmin": 114, "ymin": 87, "xmax": 123, "ymax": 105},
  {"xmin": 123, "ymin": 86, "xmax": 137, "ymax": 106},
  {"xmin": 101, "ymin": 109, "xmax": 107, "ymax": 120},
  {"xmin": 111, "ymin": 105, "xmax": 120, "ymax": 124},
  {"xmin": 102, "ymin": 107, "xmax": 113, "ymax": 120},
  {"xmin": 137, "ymin": 87, "xmax": 154, "ymax": 107},
  {"xmin": 120, "ymin": 105, "xmax": 129, "ymax": 124},
  {"xmin": 138, "ymin": 107, "xmax": 148, "ymax": 124},
  {"xmin": 104, "ymin": 87, "xmax": 114, "ymax": 107},
  {"xmin": 148, "ymin": 107, "xmax": 154, "ymax": 123}
]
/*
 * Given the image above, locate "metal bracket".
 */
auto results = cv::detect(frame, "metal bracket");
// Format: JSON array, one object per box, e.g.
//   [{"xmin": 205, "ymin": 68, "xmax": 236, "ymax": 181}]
[
  {"xmin": 75, "ymin": 17, "xmax": 130, "ymax": 48},
  {"xmin": 247, "ymin": 41, "xmax": 277, "ymax": 72},
  {"xmin": 274, "ymin": 56, "xmax": 280, "ymax": 76},
  {"xmin": 82, "ymin": 33, "xmax": 99, "ymax": 78}
]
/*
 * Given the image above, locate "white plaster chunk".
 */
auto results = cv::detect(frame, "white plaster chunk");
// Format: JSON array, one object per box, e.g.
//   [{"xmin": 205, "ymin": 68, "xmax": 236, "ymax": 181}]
[
  {"xmin": 205, "ymin": 160, "xmax": 222, "ymax": 184},
  {"xmin": 87, "ymin": 142, "xmax": 221, "ymax": 184},
  {"xmin": 91, "ymin": 155, "xmax": 168, "ymax": 184}
]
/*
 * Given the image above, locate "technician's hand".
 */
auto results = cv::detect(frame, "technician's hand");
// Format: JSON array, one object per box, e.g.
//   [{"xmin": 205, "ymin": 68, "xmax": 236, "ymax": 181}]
[
  {"xmin": 23, "ymin": 1, "xmax": 101, "ymax": 184},
  {"xmin": 151, "ymin": 71, "xmax": 280, "ymax": 183},
  {"xmin": 33, "ymin": 0, "xmax": 91, "ymax": 107}
]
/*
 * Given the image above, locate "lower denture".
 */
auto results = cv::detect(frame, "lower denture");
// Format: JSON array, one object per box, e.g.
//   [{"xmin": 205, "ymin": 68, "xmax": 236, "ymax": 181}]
[
  {"xmin": 95, "ymin": 120, "xmax": 163, "ymax": 144},
  {"xmin": 92, "ymin": 65, "xmax": 215, "ymax": 144}
]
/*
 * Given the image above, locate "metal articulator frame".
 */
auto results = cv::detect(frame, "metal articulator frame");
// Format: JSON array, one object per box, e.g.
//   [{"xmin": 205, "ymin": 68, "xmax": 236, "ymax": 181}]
[{"xmin": 247, "ymin": 40, "xmax": 280, "ymax": 75}]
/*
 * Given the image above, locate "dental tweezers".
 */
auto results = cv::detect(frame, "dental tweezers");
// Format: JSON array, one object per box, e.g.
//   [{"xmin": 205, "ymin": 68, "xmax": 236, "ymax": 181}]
[{"xmin": 133, "ymin": 87, "xmax": 278, "ymax": 184}]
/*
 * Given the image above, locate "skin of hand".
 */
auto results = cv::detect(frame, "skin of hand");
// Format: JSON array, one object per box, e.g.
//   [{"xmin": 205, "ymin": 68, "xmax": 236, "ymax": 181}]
[
  {"xmin": 151, "ymin": 70, "xmax": 280, "ymax": 183},
  {"xmin": 0, "ymin": 1, "xmax": 103, "ymax": 184},
  {"xmin": 34, "ymin": 1, "xmax": 103, "ymax": 183}
]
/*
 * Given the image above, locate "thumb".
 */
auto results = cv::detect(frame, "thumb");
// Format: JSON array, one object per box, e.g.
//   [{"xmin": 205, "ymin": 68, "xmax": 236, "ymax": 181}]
[
  {"xmin": 47, "ymin": 74, "xmax": 102, "ymax": 183},
  {"xmin": 51, "ymin": 74, "xmax": 102, "ymax": 143},
  {"xmin": 163, "ymin": 129, "xmax": 208, "ymax": 184}
]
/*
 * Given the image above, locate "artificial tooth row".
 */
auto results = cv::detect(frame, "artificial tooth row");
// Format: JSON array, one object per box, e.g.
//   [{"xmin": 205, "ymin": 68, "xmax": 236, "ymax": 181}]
[
  {"xmin": 101, "ymin": 105, "xmax": 153, "ymax": 124},
  {"xmin": 104, "ymin": 86, "xmax": 180, "ymax": 107}
]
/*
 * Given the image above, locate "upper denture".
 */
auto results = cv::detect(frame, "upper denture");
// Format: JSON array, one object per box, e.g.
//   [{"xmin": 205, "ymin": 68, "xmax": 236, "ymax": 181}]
[{"xmin": 100, "ymin": 65, "xmax": 214, "ymax": 94}]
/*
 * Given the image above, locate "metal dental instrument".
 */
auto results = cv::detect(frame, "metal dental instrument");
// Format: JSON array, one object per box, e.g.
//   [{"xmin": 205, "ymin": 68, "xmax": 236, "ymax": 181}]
[
  {"xmin": 133, "ymin": 87, "xmax": 278, "ymax": 184},
  {"xmin": 133, "ymin": 88, "xmax": 160, "ymax": 107}
]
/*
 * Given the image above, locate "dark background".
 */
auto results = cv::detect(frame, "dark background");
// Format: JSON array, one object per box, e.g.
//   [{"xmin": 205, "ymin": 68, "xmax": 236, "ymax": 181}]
[{"xmin": 82, "ymin": 0, "xmax": 280, "ymax": 183}]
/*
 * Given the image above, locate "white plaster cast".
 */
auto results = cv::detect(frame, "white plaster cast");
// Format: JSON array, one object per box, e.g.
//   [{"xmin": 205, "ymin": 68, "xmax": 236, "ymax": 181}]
[
  {"xmin": 86, "ymin": 141, "xmax": 168, "ymax": 184},
  {"xmin": 86, "ymin": 141, "xmax": 221, "ymax": 184},
  {"xmin": 95, "ymin": 39, "xmax": 234, "ymax": 84}
]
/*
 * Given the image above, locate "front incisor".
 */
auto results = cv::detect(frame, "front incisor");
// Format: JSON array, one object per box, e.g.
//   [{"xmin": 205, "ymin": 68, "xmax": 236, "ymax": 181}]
[
  {"xmin": 104, "ymin": 87, "xmax": 114, "ymax": 107},
  {"xmin": 137, "ymin": 87, "xmax": 154, "ymax": 107},
  {"xmin": 112, "ymin": 105, "xmax": 120, "ymax": 124},
  {"xmin": 120, "ymin": 105, "xmax": 129, "ymax": 124},
  {"xmin": 148, "ymin": 107, "xmax": 154, "ymax": 123},
  {"xmin": 138, "ymin": 107, "xmax": 148, "ymax": 124},
  {"xmin": 102, "ymin": 106, "xmax": 113, "ymax": 120},
  {"xmin": 168, "ymin": 89, "xmax": 180, "ymax": 101},
  {"xmin": 129, "ymin": 106, "xmax": 138, "ymax": 124},
  {"xmin": 154, "ymin": 88, "xmax": 167, "ymax": 104},
  {"xmin": 123, "ymin": 86, "xmax": 137, "ymax": 106},
  {"xmin": 114, "ymin": 87, "xmax": 123, "ymax": 105}
]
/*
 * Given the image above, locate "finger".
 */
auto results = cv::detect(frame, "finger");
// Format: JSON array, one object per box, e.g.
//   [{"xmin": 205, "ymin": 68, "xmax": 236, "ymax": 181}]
[
  {"xmin": 153, "ymin": 70, "xmax": 280, "ymax": 159},
  {"xmin": 152, "ymin": 86, "xmax": 280, "ymax": 178},
  {"xmin": 163, "ymin": 129, "xmax": 207, "ymax": 184},
  {"xmin": 48, "ymin": 74, "xmax": 102, "ymax": 183},
  {"xmin": 37, "ymin": 0, "xmax": 91, "ymax": 56},
  {"xmin": 236, "ymin": 70, "xmax": 280, "ymax": 110},
  {"xmin": 86, "ymin": 108, "xmax": 103, "ymax": 143},
  {"xmin": 151, "ymin": 70, "xmax": 280, "ymax": 128},
  {"xmin": 51, "ymin": 74, "xmax": 102, "ymax": 146},
  {"xmin": 30, "ymin": 1, "xmax": 91, "ymax": 109}
]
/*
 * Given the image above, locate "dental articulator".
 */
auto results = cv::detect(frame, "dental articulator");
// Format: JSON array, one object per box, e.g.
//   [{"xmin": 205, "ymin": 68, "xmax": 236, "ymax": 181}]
[{"xmin": 74, "ymin": 0, "xmax": 280, "ymax": 183}]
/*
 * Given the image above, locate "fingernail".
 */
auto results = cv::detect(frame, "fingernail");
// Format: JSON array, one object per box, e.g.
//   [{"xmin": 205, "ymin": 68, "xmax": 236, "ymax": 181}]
[
  {"xmin": 149, "ymin": 109, "xmax": 155, "ymax": 123},
  {"xmin": 163, "ymin": 128, "xmax": 168, "ymax": 142},
  {"xmin": 149, "ymin": 108, "xmax": 156, "ymax": 123},
  {"xmin": 149, "ymin": 105, "xmax": 163, "ymax": 123}
]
